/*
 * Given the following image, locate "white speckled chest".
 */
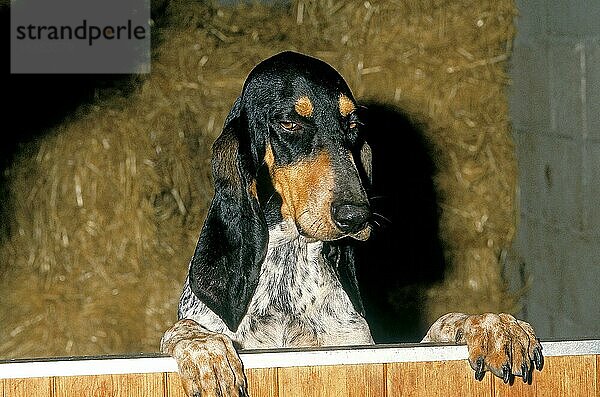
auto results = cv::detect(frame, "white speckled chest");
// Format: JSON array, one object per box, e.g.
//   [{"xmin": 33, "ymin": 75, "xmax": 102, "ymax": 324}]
[{"xmin": 178, "ymin": 222, "xmax": 373, "ymax": 349}]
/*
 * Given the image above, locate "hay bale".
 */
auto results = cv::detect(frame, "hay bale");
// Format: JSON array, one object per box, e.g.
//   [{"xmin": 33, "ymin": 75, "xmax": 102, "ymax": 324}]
[{"xmin": 0, "ymin": 0, "xmax": 517, "ymax": 357}]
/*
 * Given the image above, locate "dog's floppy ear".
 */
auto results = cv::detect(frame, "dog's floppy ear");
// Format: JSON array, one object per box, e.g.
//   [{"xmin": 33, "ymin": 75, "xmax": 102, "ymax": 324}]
[
  {"xmin": 322, "ymin": 242, "xmax": 365, "ymax": 317},
  {"xmin": 188, "ymin": 98, "xmax": 268, "ymax": 332}
]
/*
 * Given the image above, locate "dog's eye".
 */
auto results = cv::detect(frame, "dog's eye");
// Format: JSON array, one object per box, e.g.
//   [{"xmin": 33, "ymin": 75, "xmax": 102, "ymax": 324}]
[{"xmin": 279, "ymin": 121, "xmax": 302, "ymax": 131}]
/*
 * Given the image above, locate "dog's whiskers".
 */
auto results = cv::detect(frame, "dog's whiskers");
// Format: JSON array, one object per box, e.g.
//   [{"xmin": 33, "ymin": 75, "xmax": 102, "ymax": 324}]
[
  {"xmin": 264, "ymin": 192, "xmax": 276, "ymax": 207},
  {"xmin": 372, "ymin": 212, "xmax": 392, "ymax": 225},
  {"xmin": 307, "ymin": 214, "xmax": 322, "ymax": 234},
  {"xmin": 314, "ymin": 220, "xmax": 325, "ymax": 235},
  {"xmin": 368, "ymin": 195, "xmax": 388, "ymax": 201}
]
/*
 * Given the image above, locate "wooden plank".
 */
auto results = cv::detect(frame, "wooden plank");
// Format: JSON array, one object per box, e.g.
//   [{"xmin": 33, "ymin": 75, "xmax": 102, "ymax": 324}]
[
  {"xmin": 277, "ymin": 363, "xmax": 384, "ymax": 397},
  {"xmin": 111, "ymin": 373, "xmax": 164, "ymax": 397},
  {"xmin": 166, "ymin": 369, "xmax": 278, "ymax": 397},
  {"xmin": 247, "ymin": 368, "xmax": 278, "ymax": 397},
  {"xmin": 54, "ymin": 373, "xmax": 164, "ymax": 397},
  {"xmin": 3, "ymin": 377, "xmax": 53, "ymax": 397},
  {"xmin": 54, "ymin": 374, "xmax": 113, "ymax": 397},
  {"xmin": 165, "ymin": 372, "xmax": 187, "ymax": 397},
  {"xmin": 386, "ymin": 360, "xmax": 492, "ymax": 397},
  {"xmin": 3, "ymin": 377, "xmax": 52, "ymax": 397},
  {"xmin": 493, "ymin": 355, "xmax": 598, "ymax": 397}
]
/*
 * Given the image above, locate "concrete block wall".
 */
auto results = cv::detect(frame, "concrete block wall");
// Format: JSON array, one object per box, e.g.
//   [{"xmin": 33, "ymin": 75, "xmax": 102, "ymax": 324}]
[{"xmin": 510, "ymin": 0, "xmax": 600, "ymax": 338}]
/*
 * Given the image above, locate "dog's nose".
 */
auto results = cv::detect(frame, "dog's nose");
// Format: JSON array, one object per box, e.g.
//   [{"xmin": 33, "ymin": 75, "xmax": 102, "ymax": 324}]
[{"xmin": 331, "ymin": 201, "xmax": 371, "ymax": 234}]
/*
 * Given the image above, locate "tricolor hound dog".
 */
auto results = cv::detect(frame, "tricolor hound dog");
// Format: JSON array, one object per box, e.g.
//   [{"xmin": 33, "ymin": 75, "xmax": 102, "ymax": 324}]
[{"xmin": 161, "ymin": 51, "xmax": 543, "ymax": 396}]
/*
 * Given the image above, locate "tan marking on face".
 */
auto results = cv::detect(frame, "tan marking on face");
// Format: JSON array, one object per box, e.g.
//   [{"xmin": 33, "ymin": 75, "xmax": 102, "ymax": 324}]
[
  {"xmin": 264, "ymin": 145, "xmax": 341, "ymax": 240},
  {"xmin": 264, "ymin": 145, "xmax": 292, "ymax": 221},
  {"xmin": 339, "ymin": 94, "xmax": 356, "ymax": 117},
  {"xmin": 295, "ymin": 96, "xmax": 314, "ymax": 117},
  {"xmin": 264, "ymin": 144, "xmax": 275, "ymax": 169}
]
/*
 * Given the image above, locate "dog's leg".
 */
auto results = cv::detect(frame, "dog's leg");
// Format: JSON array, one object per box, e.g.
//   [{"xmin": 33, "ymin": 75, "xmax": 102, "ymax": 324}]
[
  {"xmin": 422, "ymin": 313, "xmax": 544, "ymax": 383},
  {"xmin": 161, "ymin": 319, "xmax": 248, "ymax": 397}
]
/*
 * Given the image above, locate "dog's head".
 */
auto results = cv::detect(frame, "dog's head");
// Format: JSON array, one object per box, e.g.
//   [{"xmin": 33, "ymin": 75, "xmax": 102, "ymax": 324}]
[{"xmin": 189, "ymin": 52, "xmax": 372, "ymax": 331}]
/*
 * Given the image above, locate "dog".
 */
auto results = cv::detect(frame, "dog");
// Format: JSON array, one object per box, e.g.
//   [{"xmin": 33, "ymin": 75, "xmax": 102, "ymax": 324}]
[{"xmin": 161, "ymin": 51, "xmax": 543, "ymax": 396}]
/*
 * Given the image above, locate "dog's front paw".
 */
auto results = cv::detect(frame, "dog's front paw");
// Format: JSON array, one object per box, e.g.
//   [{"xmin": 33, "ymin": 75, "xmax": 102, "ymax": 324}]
[
  {"xmin": 161, "ymin": 319, "xmax": 248, "ymax": 397},
  {"xmin": 424, "ymin": 313, "xmax": 544, "ymax": 384}
]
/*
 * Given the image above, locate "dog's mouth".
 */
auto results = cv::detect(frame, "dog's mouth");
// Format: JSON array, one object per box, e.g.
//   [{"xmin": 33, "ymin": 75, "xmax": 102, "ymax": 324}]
[
  {"xmin": 298, "ymin": 228, "xmax": 371, "ymax": 244},
  {"xmin": 296, "ymin": 217, "xmax": 372, "ymax": 242}
]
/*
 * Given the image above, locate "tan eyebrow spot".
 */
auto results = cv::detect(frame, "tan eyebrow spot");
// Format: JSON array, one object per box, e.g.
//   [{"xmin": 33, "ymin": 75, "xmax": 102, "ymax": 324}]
[
  {"xmin": 295, "ymin": 96, "xmax": 314, "ymax": 117},
  {"xmin": 339, "ymin": 94, "xmax": 356, "ymax": 117}
]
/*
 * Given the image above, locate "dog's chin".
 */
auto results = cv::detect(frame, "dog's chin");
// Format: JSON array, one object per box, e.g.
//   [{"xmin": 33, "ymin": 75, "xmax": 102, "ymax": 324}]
[
  {"xmin": 298, "ymin": 224, "xmax": 372, "ymax": 243},
  {"xmin": 350, "ymin": 225, "xmax": 371, "ymax": 241}
]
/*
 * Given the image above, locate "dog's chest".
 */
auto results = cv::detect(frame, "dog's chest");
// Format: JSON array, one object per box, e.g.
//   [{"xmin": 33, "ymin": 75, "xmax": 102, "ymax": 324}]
[
  {"xmin": 178, "ymin": 235, "xmax": 373, "ymax": 348},
  {"xmin": 237, "ymin": 239, "xmax": 372, "ymax": 348}
]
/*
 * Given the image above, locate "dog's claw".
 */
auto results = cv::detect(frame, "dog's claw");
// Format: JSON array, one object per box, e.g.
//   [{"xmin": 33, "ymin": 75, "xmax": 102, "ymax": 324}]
[
  {"xmin": 502, "ymin": 364, "xmax": 511, "ymax": 384},
  {"xmin": 521, "ymin": 363, "xmax": 529, "ymax": 383},
  {"xmin": 534, "ymin": 346, "xmax": 544, "ymax": 371},
  {"xmin": 474, "ymin": 357, "xmax": 486, "ymax": 381}
]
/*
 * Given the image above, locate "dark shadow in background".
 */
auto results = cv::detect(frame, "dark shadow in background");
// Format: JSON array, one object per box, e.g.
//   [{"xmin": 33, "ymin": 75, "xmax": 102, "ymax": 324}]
[{"xmin": 355, "ymin": 102, "xmax": 446, "ymax": 343}]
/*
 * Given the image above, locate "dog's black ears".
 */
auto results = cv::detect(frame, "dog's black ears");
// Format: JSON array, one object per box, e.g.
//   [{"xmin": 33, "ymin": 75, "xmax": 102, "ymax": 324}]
[{"xmin": 188, "ymin": 98, "xmax": 268, "ymax": 332}]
